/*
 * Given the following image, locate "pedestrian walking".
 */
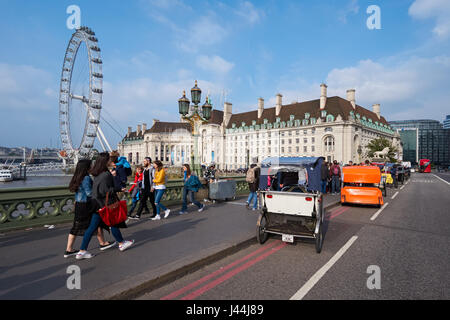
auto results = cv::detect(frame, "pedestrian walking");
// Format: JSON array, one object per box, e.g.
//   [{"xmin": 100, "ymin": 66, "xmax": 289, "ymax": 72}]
[
  {"xmin": 151, "ymin": 160, "xmax": 170, "ymax": 220},
  {"xmin": 76, "ymin": 152, "xmax": 135, "ymax": 260},
  {"xmin": 320, "ymin": 161, "xmax": 328, "ymax": 194},
  {"xmin": 134, "ymin": 157, "xmax": 157, "ymax": 219},
  {"xmin": 391, "ymin": 164, "xmax": 398, "ymax": 188},
  {"xmin": 245, "ymin": 164, "xmax": 260, "ymax": 211},
  {"xmin": 64, "ymin": 159, "xmax": 115, "ymax": 258},
  {"xmin": 110, "ymin": 151, "xmax": 131, "ymax": 198},
  {"xmin": 330, "ymin": 160, "xmax": 341, "ymax": 194},
  {"xmin": 127, "ymin": 166, "xmax": 143, "ymax": 217},
  {"xmin": 179, "ymin": 164, "xmax": 205, "ymax": 214}
]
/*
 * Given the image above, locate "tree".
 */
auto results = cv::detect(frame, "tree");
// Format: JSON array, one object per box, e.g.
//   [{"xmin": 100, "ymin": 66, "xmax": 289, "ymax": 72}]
[{"xmin": 367, "ymin": 137, "xmax": 398, "ymax": 163}]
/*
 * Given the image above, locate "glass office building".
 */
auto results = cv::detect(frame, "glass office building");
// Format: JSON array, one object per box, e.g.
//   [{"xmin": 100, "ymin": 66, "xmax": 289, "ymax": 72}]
[
  {"xmin": 389, "ymin": 120, "xmax": 450, "ymax": 166},
  {"xmin": 444, "ymin": 115, "xmax": 450, "ymax": 129}
]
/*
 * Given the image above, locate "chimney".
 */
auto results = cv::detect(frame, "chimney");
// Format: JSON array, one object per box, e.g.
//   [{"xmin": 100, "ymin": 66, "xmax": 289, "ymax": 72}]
[
  {"xmin": 137, "ymin": 124, "xmax": 142, "ymax": 135},
  {"xmin": 142, "ymin": 123, "xmax": 147, "ymax": 132},
  {"xmin": 347, "ymin": 89, "xmax": 356, "ymax": 109},
  {"xmin": 373, "ymin": 104, "xmax": 381, "ymax": 119},
  {"xmin": 153, "ymin": 119, "xmax": 159, "ymax": 126},
  {"xmin": 320, "ymin": 84, "xmax": 327, "ymax": 110},
  {"xmin": 127, "ymin": 127, "xmax": 132, "ymax": 137},
  {"xmin": 275, "ymin": 94, "xmax": 282, "ymax": 116},
  {"xmin": 223, "ymin": 102, "xmax": 232, "ymax": 126},
  {"xmin": 258, "ymin": 98, "xmax": 264, "ymax": 118}
]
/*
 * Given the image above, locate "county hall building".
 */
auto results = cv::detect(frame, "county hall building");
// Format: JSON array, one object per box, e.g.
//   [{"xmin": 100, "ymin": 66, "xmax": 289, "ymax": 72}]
[{"xmin": 118, "ymin": 84, "xmax": 402, "ymax": 169}]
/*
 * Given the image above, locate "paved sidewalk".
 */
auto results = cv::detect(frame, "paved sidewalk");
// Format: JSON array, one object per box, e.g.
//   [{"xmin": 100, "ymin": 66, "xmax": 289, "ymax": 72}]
[{"xmin": 0, "ymin": 194, "xmax": 340, "ymax": 300}]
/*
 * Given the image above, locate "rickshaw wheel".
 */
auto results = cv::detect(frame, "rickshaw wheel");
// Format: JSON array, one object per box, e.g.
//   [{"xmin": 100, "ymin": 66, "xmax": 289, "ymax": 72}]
[
  {"xmin": 256, "ymin": 214, "xmax": 269, "ymax": 244},
  {"xmin": 315, "ymin": 221, "xmax": 323, "ymax": 254}
]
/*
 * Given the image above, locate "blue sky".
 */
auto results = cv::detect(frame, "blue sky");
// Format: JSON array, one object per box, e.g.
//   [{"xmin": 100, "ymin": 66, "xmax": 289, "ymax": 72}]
[{"xmin": 1, "ymin": 0, "xmax": 449, "ymax": 149}]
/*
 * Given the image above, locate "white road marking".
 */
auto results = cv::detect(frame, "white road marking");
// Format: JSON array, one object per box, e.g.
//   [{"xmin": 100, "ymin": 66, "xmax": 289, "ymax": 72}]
[
  {"xmin": 400, "ymin": 185, "xmax": 405, "ymax": 190},
  {"xmin": 391, "ymin": 191, "xmax": 399, "ymax": 199},
  {"xmin": 228, "ymin": 202, "xmax": 247, "ymax": 206},
  {"xmin": 290, "ymin": 236, "xmax": 358, "ymax": 300},
  {"xmin": 432, "ymin": 174, "xmax": 450, "ymax": 186},
  {"xmin": 370, "ymin": 202, "xmax": 389, "ymax": 221}
]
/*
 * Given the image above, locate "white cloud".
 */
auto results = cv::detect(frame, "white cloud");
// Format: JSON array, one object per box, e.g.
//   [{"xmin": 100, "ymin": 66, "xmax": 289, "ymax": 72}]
[
  {"xmin": 273, "ymin": 56, "xmax": 450, "ymax": 121},
  {"xmin": 0, "ymin": 63, "xmax": 56, "ymax": 111},
  {"xmin": 235, "ymin": 1, "xmax": 264, "ymax": 25},
  {"xmin": 196, "ymin": 55, "xmax": 234, "ymax": 75},
  {"xmin": 409, "ymin": 0, "xmax": 450, "ymax": 39},
  {"xmin": 338, "ymin": 0, "xmax": 359, "ymax": 23}
]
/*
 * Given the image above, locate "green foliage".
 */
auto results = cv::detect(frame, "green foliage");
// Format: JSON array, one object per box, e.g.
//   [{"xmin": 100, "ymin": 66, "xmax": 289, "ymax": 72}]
[{"xmin": 367, "ymin": 137, "xmax": 398, "ymax": 163}]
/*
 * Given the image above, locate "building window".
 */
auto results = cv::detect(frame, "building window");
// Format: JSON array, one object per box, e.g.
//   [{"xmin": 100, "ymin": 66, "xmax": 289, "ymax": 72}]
[
  {"xmin": 288, "ymin": 147, "xmax": 292, "ymax": 153},
  {"xmin": 304, "ymin": 138, "xmax": 308, "ymax": 144},
  {"xmin": 304, "ymin": 146, "xmax": 307, "ymax": 152},
  {"xmin": 304, "ymin": 130, "xmax": 307, "ymax": 135},
  {"xmin": 296, "ymin": 146, "xmax": 300, "ymax": 153},
  {"xmin": 281, "ymin": 147, "xmax": 285, "ymax": 153},
  {"xmin": 312, "ymin": 146, "xmax": 315, "ymax": 152},
  {"xmin": 312, "ymin": 137, "xmax": 315, "ymax": 143},
  {"xmin": 324, "ymin": 136, "xmax": 335, "ymax": 152}
]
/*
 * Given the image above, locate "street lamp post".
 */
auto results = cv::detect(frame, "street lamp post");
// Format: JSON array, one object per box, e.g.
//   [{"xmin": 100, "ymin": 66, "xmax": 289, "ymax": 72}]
[{"xmin": 178, "ymin": 80, "xmax": 212, "ymax": 177}]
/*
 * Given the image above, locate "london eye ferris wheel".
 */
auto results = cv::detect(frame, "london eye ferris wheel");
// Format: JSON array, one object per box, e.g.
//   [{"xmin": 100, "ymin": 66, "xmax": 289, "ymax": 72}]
[{"xmin": 58, "ymin": 26, "xmax": 112, "ymax": 161}]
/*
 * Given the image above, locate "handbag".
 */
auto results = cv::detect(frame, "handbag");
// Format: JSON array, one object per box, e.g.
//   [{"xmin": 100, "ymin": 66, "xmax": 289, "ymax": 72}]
[{"xmin": 98, "ymin": 191, "xmax": 128, "ymax": 227}]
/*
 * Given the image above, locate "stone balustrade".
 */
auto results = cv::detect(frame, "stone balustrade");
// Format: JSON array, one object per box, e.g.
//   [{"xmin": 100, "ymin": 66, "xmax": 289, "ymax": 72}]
[{"xmin": 0, "ymin": 177, "xmax": 249, "ymax": 230}]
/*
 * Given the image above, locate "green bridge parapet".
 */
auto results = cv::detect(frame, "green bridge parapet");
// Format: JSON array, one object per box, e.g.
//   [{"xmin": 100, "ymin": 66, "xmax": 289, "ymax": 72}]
[{"xmin": 0, "ymin": 177, "xmax": 249, "ymax": 232}]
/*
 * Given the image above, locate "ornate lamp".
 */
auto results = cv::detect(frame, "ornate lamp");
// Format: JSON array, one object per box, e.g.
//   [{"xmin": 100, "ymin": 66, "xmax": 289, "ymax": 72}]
[
  {"xmin": 178, "ymin": 90, "xmax": 190, "ymax": 116},
  {"xmin": 202, "ymin": 96, "xmax": 212, "ymax": 120},
  {"xmin": 191, "ymin": 80, "xmax": 201, "ymax": 105}
]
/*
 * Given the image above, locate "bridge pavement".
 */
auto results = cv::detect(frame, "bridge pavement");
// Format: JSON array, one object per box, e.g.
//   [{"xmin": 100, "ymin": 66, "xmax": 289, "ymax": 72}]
[{"xmin": 0, "ymin": 193, "xmax": 339, "ymax": 299}]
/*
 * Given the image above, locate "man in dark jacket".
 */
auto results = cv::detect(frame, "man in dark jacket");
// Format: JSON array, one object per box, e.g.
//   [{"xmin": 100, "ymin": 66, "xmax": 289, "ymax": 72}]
[
  {"xmin": 321, "ymin": 161, "xmax": 328, "ymax": 194},
  {"xmin": 133, "ymin": 157, "xmax": 157, "ymax": 219}
]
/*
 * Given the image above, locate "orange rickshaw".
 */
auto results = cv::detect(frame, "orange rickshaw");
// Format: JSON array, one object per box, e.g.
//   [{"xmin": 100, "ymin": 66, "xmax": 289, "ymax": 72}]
[{"xmin": 341, "ymin": 166, "xmax": 384, "ymax": 208}]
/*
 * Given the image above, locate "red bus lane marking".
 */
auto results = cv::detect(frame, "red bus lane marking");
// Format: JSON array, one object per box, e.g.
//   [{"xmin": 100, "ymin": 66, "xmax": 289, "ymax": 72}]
[
  {"xmin": 326, "ymin": 206, "xmax": 347, "ymax": 220},
  {"xmin": 180, "ymin": 242, "xmax": 288, "ymax": 300},
  {"xmin": 330, "ymin": 207, "xmax": 350, "ymax": 219},
  {"xmin": 160, "ymin": 240, "xmax": 280, "ymax": 300}
]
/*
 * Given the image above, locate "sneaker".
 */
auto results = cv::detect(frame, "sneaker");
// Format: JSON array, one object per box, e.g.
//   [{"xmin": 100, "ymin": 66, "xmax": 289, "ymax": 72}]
[
  {"xmin": 151, "ymin": 215, "xmax": 161, "ymax": 221},
  {"xmin": 76, "ymin": 251, "xmax": 94, "ymax": 260},
  {"xmin": 100, "ymin": 241, "xmax": 116, "ymax": 251},
  {"xmin": 119, "ymin": 240, "xmax": 135, "ymax": 252},
  {"xmin": 164, "ymin": 209, "xmax": 171, "ymax": 219},
  {"xmin": 179, "ymin": 211, "xmax": 187, "ymax": 215},
  {"xmin": 198, "ymin": 204, "xmax": 205, "ymax": 212},
  {"xmin": 64, "ymin": 250, "xmax": 79, "ymax": 258},
  {"xmin": 252, "ymin": 208, "xmax": 257, "ymax": 212},
  {"xmin": 129, "ymin": 215, "xmax": 140, "ymax": 220},
  {"xmin": 245, "ymin": 202, "xmax": 249, "ymax": 209}
]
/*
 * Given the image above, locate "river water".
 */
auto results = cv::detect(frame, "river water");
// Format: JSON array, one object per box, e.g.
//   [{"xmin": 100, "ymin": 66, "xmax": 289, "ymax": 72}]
[{"xmin": 0, "ymin": 176, "xmax": 72, "ymax": 189}]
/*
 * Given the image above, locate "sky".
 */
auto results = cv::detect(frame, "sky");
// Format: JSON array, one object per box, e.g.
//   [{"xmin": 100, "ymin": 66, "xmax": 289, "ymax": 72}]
[{"xmin": 0, "ymin": 0, "xmax": 450, "ymax": 150}]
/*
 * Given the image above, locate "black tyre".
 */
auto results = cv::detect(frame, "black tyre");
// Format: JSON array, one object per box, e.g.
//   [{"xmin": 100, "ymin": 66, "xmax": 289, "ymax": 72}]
[
  {"xmin": 256, "ymin": 214, "xmax": 269, "ymax": 244},
  {"xmin": 315, "ymin": 221, "xmax": 323, "ymax": 254}
]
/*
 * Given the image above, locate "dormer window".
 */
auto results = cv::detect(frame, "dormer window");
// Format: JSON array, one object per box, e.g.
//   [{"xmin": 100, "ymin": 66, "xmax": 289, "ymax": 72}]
[
  {"xmin": 326, "ymin": 115, "xmax": 334, "ymax": 122},
  {"xmin": 232, "ymin": 123, "xmax": 236, "ymax": 128},
  {"xmin": 276, "ymin": 117, "xmax": 281, "ymax": 123},
  {"xmin": 241, "ymin": 122, "xmax": 246, "ymax": 127},
  {"xmin": 290, "ymin": 115, "xmax": 295, "ymax": 121},
  {"xmin": 310, "ymin": 118, "xmax": 316, "ymax": 125},
  {"xmin": 305, "ymin": 113, "xmax": 310, "ymax": 119},
  {"xmin": 264, "ymin": 119, "xmax": 268, "ymax": 124},
  {"xmin": 321, "ymin": 110, "xmax": 327, "ymax": 118},
  {"xmin": 252, "ymin": 120, "xmax": 256, "ymax": 126}
]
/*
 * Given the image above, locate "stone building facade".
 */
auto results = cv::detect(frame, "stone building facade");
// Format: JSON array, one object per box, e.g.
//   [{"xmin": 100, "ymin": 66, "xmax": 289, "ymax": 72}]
[{"xmin": 118, "ymin": 84, "xmax": 402, "ymax": 168}]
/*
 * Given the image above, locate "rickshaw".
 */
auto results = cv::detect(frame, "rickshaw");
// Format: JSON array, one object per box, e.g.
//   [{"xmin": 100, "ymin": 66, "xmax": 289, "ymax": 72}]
[
  {"xmin": 257, "ymin": 157, "xmax": 325, "ymax": 253},
  {"xmin": 341, "ymin": 166, "xmax": 384, "ymax": 207}
]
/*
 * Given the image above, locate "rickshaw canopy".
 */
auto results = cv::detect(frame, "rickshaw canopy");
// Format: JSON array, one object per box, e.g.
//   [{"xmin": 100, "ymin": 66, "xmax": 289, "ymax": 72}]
[{"xmin": 259, "ymin": 156, "xmax": 324, "ymax": 192}]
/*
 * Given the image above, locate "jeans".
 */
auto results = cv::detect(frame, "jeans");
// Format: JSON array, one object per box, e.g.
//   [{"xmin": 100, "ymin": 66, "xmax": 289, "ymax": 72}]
[
  {"xmin": 247, "ymin": 192, "xmax": 258, "ymax": 209},
  {"xmin": 155, "ymin": 189, "xmax": 168, "ymax": 216},
  {"xmin": 332, "ymin": 176, "xmax": 341, "ymax": 194},
  {"xmin": 321, "ymin": 180, "xmax": 327, "ymax": 194},
  {"xmin": 80, "ymin": 213, "xmax": 123, "ymax": 250},
  {"xmin": 181, "ymin": 188, "xmax": 202, "ymax": 211}
]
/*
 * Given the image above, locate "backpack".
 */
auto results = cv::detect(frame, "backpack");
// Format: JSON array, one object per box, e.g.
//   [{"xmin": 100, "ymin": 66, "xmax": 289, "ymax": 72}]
[
  {"xmin": 246, "ymin": 168, "xmax": 256, "ymax": 183},
  {"xmin": 333, "ymin": 165, "xmax": 340, "ymax": 176},
  {"xmin": 125, "ymin": 167, "xmax": 132, "ymax": 177}
]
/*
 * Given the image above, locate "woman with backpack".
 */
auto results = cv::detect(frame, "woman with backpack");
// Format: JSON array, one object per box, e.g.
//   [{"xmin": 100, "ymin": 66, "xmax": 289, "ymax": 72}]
[
  {"xmin": 245, "ymin": 164, "xmax": 260, "ymax": 211},
  {"xmin": 64, "ymin": 159, "xmax": 115, "ymax": 258},
  {"xmin": 179, "ymin": 164, "xmax": 205, "ymax": 214}
]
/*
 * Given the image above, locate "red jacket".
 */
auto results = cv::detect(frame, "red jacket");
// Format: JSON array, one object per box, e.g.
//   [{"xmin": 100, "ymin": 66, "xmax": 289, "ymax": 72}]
[
  {"xmin": 129, "ymin": 172, "xmax": 143, "ymax": 192},
  {"xmin": 330, "ymin": 164, "xmax": 341, "ymax": 177}
]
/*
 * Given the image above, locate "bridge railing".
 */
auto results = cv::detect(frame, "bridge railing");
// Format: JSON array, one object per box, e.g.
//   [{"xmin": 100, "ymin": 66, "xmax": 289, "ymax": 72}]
[{"xmin": 0, "ymin": 177, "xmax": 249, "ymax": 231}]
